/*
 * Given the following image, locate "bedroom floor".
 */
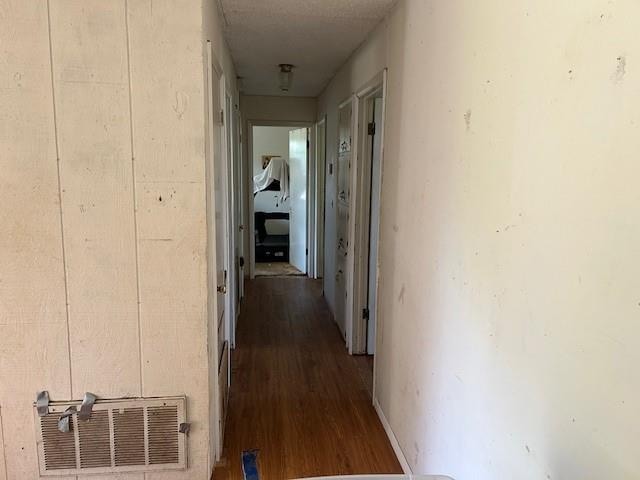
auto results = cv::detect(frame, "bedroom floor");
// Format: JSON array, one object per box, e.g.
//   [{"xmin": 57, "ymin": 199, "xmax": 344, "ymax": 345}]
[
  {"xmin": 212, "ymin": 277, "xmax": 402, "ymax": 479},
  {"xmin": 254, "ymin": 261, "xmax": 305, "ymax": 277}
]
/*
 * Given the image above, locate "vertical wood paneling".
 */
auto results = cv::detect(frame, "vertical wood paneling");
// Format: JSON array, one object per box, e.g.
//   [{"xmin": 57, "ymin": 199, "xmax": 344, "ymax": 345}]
[
  {"xmin": 127, "ymin": 0, "xmax": 205, "ymax": 184},
  {"xmin": 0, "ymin": 1, "xmax": 72, "ymax": 477},
  {"xmin": 0, "ymin": 409, "xmax": 7, "ymax": 480},
  {"xmin": 135, "ymin": 182, "xmax": 207, "ymax": 393},
  {"xmin": 2, "ymin": 0, "xmax": 218, "ymax": 477},
  {"xmin": 136, "ymin": 184, "xmax": 209, "ymax": 480},
  {"xmin": 127, "ymin": 1, "xmax": 210, "ymax": 478},
  {"xmin": 49, "ymin": 0, "xmax": 140, "ymax": 398}
]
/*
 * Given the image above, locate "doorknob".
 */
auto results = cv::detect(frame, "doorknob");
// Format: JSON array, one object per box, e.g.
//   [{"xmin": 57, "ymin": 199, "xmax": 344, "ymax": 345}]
[{"xmin": 217, "ymin": 285, "xmax": 227, "ymax": 294}]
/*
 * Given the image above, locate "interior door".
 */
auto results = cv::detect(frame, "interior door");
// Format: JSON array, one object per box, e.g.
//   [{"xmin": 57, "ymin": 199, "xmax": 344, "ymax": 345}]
[
  {"xmin": 335, "ymin": 101, "xmax": 352, "ymax": 338},
  {"xmin": 289, "ymin": 128, "xmax": 308, "ymax": 273},
  {"xmin": 234, "ymin": 109, "xmax": 244, "ymax": 304},
  {"xmin": 366, "ymin": 97, "xmax": 383, "ymax": 354},
  {"xmin": 315, "ymin": 119, "xmax": 326, "ymax": 279},
  {"xmin": 224, "ymin": 93, "xmax": 236, "ymax": 348},
  {"xmin": 206, "ymin": 43, "xmax": 229, "ymax": 458},
  {"xmin": 213, "ymin": 78, "xmax": 227, "ymax": 355}
]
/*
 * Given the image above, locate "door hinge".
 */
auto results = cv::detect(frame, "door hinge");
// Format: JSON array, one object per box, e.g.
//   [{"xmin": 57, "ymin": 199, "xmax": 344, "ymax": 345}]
[
  {"xmin": 306, "ymin": 248, "xmax": 308, "ymax": 255},
  {"xmin": 368, "ymin": 122, "xmax": 376, "ymax": 135},
  {"xmin": 239, "ymin": 256, "xmax": 245, "ymax": 267},
  {"xmin": 220, "ymin": 109, "xmax": 224, "ymax": 125},
  {"xmin": 362, "ymin": 308, "xmax": 370, "ymax": 320}
]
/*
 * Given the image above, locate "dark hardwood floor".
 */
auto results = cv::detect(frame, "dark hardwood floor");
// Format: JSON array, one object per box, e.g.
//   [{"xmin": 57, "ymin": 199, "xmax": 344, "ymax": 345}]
[{"xmin": 213, "ymin": 277, "xmax": 402, "ymax": 479}]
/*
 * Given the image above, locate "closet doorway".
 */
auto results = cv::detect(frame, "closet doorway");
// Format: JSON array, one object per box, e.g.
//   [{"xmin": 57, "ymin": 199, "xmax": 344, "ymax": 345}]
[
  {"xmin": 249, "ymin": 124, "xmax": 313, "ymax": 277},
  {"xmin": 349, "ymin": 71, "xmax": 386, "ymax": 398}
]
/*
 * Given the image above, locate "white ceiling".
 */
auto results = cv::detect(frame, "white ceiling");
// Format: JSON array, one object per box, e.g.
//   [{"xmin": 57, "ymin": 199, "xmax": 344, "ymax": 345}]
[{"xmin": 219, "ymin": 0, "xmax": 396, "ymax": 97}]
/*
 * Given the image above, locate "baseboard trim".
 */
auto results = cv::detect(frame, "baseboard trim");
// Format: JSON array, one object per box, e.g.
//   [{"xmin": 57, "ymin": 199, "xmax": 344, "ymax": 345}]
[{"xmin": 373, "ymin": 396, "xmax": 412, "ymax": 474}]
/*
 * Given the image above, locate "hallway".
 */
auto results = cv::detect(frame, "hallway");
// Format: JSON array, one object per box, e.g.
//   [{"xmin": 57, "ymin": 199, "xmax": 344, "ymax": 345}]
[
  {"xmin": 213, "ymin": 278, "xmax": 402, "ymax": 479},
  {"xmin": 4, "ymin": 1, "xmax": 640, "ymax": 479}
]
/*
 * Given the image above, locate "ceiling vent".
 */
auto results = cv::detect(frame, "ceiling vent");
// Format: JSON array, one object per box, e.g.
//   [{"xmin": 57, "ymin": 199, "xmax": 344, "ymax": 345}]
[{"xmin": 34, "ymin": 396, "xmax": 187, "ymax": 476}]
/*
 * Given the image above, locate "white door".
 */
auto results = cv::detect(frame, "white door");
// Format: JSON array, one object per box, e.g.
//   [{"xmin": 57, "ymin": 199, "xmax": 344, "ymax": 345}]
[
  {"xmin": 214, "ymin": 81, "xmax": 228, "ymax": 354},
  {"xmin": 234, "ymin": 109, "xmax": 244, "ymax": 303},
  {"xmin": 206, "ymin": 43, "xmax": 229, "ymax": 460},
  {"xmin": 335, "ymin": 101, "xmax": 352, "ymax": 338},
  {"xmin": 367, "ymin": 97, "xmax": 383, "ymax": 354},
  {"xmin": 315, "ymin": 119, "xmax": 326, "ymax": 278},
  {"xmin": 224, "ymin": 93, "xmax": 236, "ymax": 348},
  {"xmin": 289, "ymin": 128, "xmax": 308, "ymax": 273}
]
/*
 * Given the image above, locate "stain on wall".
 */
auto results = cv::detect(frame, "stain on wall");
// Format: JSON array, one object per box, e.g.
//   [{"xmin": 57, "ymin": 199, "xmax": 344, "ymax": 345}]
[{"xmin": 613, "ymin": 55, "xmax": 626, "ymax": 82}]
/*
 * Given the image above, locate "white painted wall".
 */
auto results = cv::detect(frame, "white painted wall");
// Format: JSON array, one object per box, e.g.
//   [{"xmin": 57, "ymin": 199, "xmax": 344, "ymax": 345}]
[
  {"xmin": 241, "ymin": 95, "xmax": 317, "ymax": 123},
  {"xmin": 319, "ymin": 1, "xmax": 640, "ymax": 478},
  {"xmin": 253, "ymin": 126, "xmax": 295, "ymax": 213},
  {"xmin": 0, "ymin": 0, "xmax": 236, "ymax": 478}
]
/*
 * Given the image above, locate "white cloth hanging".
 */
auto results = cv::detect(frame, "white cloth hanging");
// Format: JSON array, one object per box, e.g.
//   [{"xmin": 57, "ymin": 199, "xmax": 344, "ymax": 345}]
[{"xmin": 253, "ymin": 157, "xmax": 289, "ymax": 202}]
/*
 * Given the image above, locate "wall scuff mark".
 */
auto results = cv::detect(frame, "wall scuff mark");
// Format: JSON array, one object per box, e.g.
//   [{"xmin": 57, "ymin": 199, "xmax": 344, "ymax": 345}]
[{"xmin": 613, "ymin": 55, "xmax": 626, "ymax": 82}]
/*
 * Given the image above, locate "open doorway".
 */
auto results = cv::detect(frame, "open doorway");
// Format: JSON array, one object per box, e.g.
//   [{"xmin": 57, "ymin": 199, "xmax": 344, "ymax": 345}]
[
  {"xmin": 352, "ymin": 92, "xmax": 384, "ymax": 398},
  {"xmin": 364, "ymin": 95, "xmax": 383, "ymax": 356},
  {"xmin": 350, "ymin": 72, "xmax": 386, "ymax": 397},
  {"xmin": 251, "ymin": 126, "xmax": 309, "ymax": 277}
]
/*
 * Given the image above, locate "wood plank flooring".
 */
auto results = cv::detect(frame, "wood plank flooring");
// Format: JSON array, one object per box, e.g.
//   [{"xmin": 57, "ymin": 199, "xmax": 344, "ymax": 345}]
[{"xmin": 212, "ymin": 277, "xmax": 402, "ymax": 479}]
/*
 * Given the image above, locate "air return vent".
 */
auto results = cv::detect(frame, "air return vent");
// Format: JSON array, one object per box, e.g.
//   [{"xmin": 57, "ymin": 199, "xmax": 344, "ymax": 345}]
[{"xmin": 34, "ymin": 396, "xmax": 187, "ymax": 476}]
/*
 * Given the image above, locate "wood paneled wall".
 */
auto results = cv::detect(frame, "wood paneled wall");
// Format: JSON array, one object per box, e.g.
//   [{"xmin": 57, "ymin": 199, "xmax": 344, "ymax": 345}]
[{"xmin": 0, "ymin": 1, "xmax": 225, "ymax": 478}]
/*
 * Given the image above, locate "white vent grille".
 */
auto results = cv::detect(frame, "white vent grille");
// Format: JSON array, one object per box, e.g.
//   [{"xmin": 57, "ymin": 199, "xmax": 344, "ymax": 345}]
[{"xmin": 34, "ymin": 396, "xmax": 186, "ymax": 476}]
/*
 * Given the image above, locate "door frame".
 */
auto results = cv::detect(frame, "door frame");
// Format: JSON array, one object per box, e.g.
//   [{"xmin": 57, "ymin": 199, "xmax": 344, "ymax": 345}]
[
  {"xmin": 246, "ymin": 120, "xmax": 317, "ymax": 279},
  {"xmin": 306, "ymin": 127, "xmax": 316, "ymax": 278},
  {"xmin": 350, "ymin": 70, "xmax": 387, "ymax": 358},
  {"xmin": 314, "ymin": 117, "xmax": 327, "ymax": 279}
]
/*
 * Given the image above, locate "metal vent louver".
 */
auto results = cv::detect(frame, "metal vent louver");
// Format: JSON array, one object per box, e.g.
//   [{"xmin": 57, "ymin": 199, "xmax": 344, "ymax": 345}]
[
  {"xmin": 113, "ymin": 407, "xmax": 145, "ymax": 466},
  {"xmin": 34, "ymin": 396, "xmax": 186, "ymax": 476},
  {"xmin": 148, "ymin": 406, "xmax": 179, "ymax": 464}
]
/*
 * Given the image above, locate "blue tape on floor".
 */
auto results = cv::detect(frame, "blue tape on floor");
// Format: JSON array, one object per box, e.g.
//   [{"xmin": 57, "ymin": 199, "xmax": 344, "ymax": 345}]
[{"xmin": 242, "ymin": 449, "xmax": 260, "ymax": 480}]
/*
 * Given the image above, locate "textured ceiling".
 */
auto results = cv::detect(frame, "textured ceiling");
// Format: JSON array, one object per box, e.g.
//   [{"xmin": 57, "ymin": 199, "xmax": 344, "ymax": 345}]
[{"xmin": 219, "ymin": 0, "xmax": 396, "ymax": 97}]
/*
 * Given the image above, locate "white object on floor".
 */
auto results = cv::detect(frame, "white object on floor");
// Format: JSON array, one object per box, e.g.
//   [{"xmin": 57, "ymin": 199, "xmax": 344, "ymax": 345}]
[{"xmin": 294, "ymin": 476, "xmax": 453, "ymax": 480}]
